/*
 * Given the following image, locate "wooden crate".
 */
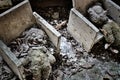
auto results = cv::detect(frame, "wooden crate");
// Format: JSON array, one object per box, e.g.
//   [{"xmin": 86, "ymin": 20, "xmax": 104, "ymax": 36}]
[
  {"xmin": 0, "ymin": 1, "xmax": 61, "ymax": 80},
  {"xmin": 0, "ymin": 12, "xmax": 61, "ymax": 80},
  {"xmin": 67, "ymin": 8, "xmax": 103, "ymax": 52}
]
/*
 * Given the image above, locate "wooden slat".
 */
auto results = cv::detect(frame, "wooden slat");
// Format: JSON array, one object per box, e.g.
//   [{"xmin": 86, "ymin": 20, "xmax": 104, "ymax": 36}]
[
  {"xmin": 67, "ymin": 8, "xmax": 103, "ymax": 52},
  {"xmin": 33, "ymin": 12, "xmax": 61, "ymax": 51},
  {"xmin": 0, "ymin": 40, "xmax": 25, "ymax": 80}
]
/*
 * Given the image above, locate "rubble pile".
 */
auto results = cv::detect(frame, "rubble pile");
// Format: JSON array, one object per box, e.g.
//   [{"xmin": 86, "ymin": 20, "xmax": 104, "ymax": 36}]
[
  {"xmin": 8, "ymin": 25, "xmax": 56, "ymax": 80},
  {"xmin": 35, "ymin": 6, "xmax": 69, "ymax": 30}
]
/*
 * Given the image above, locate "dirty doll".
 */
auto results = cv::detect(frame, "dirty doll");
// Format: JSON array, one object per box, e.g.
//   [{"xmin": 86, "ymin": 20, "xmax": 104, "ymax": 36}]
[{"xmin": 88, "ymin": 3, "xmax": 120, "ymax": 53}]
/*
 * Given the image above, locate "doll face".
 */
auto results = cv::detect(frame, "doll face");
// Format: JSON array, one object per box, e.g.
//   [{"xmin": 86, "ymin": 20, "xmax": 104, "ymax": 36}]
[{"xmin": 88, "ymin": 5, "xmax": 108, "ymax": 24}]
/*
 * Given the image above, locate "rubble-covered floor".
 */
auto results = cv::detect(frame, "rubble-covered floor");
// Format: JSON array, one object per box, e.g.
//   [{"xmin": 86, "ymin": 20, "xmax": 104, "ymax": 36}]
[
  {"xmin": 36, "ymin": 5, "xmax": 120, "ymax": 80},
  {"xmin": 0, "ymin": 0, "xmax": 120, "ymax": 80}
]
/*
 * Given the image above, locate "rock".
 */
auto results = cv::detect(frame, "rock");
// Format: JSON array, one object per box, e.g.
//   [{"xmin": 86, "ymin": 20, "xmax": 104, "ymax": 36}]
[{"xmin": 80, "ymin": 62, "xmax": 94, "ymax": 69}]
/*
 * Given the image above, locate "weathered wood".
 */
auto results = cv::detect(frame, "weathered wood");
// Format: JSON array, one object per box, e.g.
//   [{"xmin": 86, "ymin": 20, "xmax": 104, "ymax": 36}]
[
  {"xmin": 0, "ymin": 40, "xmax": 25, "ymax": 80},
  {"xmin": 0, "ymin": 0, "xmax": 35, "ymax": 44},
  {"xmin": 33, "ymin": 12, "xmax": 61, "ymax": 51},
  {"xmin": 103, "ymin": 0, "xmax": 120, "ymax": 25},
  {"xmin": 72, "ymin": 0, "xmax": 98, "ymax": 14},
  {"xmin": 67, "ymin": 8, "xmax": 103, "ymax": 52}
]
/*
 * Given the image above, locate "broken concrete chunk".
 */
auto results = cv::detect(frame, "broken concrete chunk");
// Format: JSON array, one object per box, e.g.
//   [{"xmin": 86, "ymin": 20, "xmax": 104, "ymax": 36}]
[{"xmin": 0, "ymin": 0, "xmax": 12, "ymax": 9}]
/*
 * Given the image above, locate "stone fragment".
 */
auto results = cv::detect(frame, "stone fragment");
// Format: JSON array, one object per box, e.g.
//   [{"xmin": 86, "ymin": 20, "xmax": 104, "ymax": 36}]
[{"xmin": 80, "ymin": 62, "xmax": 94, "ymax": 69}]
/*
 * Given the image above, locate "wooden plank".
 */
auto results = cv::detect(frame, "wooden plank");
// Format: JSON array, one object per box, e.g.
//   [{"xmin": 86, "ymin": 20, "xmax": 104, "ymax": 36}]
[
  {"xmin": 0, "ymin": 0, "xmax": 35, "ymax": 44},
  {"xmin": 104, "ymin": 0, "xmax": 120, "ymax": 25},
  {"xmin": 67, "ymin": 8, "xmax": 103, "ymax": 52},
  {"xmin": 0, "ymin": 40, "xmax": 25, "ymax": 80},
  {"xmin": 33, "ymin": 12, "xmax": 61, "ymax": 51}
]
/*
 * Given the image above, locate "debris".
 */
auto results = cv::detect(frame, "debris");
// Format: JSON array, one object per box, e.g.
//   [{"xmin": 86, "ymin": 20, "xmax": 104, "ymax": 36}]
[
  {"xmin": 56, "ymin": 70, "xmax": 64, "ymax": 80},
  {"xmin": 52, "ymin": 12, "xmax": 59, "ymax": 19},
  {"xmin": 80, "ymin": 62, "xmax": 94, "ymax": 69},
  {"xmin": 8, "ymin": 25, "xmax": 56, "ymax": 80},
  {"xmin": 109, "ymin": 48, "xmax": 119, "ymax": 54},
  {"xmin": 55, "ymin": 20, "xmax": 67, "ymax": 30},
  {"xmin": 104, "ymin": 43, "xmax": 111, "ymax": 49}
]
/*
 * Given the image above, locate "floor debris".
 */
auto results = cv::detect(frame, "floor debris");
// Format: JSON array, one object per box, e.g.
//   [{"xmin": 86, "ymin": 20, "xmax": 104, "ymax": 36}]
[{"xmin": 0, "ymin": 1, "xmax": 120, "ymax": 80}]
